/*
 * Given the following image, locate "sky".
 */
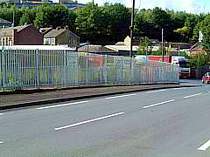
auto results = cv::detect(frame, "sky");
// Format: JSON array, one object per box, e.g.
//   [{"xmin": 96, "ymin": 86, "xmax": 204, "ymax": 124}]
[{"xmin": 77, "ymin": 0, "xmax": 210, "ymax": 14}]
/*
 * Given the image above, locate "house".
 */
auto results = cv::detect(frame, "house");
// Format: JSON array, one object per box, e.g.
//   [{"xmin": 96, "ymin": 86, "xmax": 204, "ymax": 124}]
[
  {"xmin": 189, "ymin": 42, "xmax": 206, "ymax": 56},
  {"xmin": 102, "ymin": 36, "xmax": 139, "ymax": 56},
  {"xmin": 0, "ymin": 0, "xmax": 20, "ymax": 3},
  {"xmin": 122, "ymin": 36, "xmax": 160, "ymax": 47},
  {"xmin": 0, "ymin": 24, "xmax": 43, "ymax": 46},
  {"xmin": 123, "ymin": 36, "xmax": 141, "ymax": 46},
  {"xmin": 78, "ymin": 44, "xmax": 116, "ymax": 55},
  {"xmin": 165, "ymin": 42, "xmax": 192, "ymax": 50},
  {"xmin": 0, "ymin": 18, "xmax": 12, "ymax": 28},
  {"xmin": 14, "ymin": 1, "xmax": 86, "ymax": 10},
  {"xmin": 43, "ymin": 27, "xmax": 80, "ymax": 48},
  {"xmin": 105, "ymin": 45, "xmax": 139, "ymax": 56}
]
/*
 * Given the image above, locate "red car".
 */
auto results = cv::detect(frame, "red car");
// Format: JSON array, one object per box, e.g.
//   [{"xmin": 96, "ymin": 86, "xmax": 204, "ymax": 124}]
[{"xmin": 202, "ymin": 72, "xmax": 210, "ymax": 84}]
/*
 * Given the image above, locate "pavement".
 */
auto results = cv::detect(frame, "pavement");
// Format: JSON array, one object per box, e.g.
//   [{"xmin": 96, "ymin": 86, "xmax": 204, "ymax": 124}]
[
  {"xmin": 1, "ymin": 79, "xmax": 210, "ymax": 157},
  {"xmin": 0, "ymin": 83, "xmax": 194, "ymax": 110}
]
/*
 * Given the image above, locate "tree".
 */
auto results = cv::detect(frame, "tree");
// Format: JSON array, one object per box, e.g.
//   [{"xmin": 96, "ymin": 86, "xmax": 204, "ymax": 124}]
[
  {"xmin": 19, "ymin": 9, "xmax": 36, "ymax": 25},
  {"xmin": 0, "ymin": 5, "xmax": 22, "ymax": 26},
  {"xmin": 34, "ymin": 4, "xmax": 76, "ymax": 29},
  {"xmin": 174, "ymin": 26, "xmax": 190, "ymax": 41},
  {"xmin": 0, "ymin": 3, "xmax": 204, "ymax": 44},
  {"xmin": 174, "ymin": 14, "xmax": 200, "ymax": 42},
  {"xmin": 103, "ymin": 3, "xmax": 130, "ymax": 42},
  {"xmin": 134, "ymin": 9, "xmax": 153, "ymax": 37},
  {"xmin": 135, "ymin": 8, "xmax": 178, "ymax": 41},
  {"xmin": 75, "ymin": 3, "xmax": 130, "ymax": 43},
  {"xmin": 137, "ymin": 36, "xmax": 151, "ymax": 55},
  {"xmin": 190, "ymin": 53, "xmax": 210, "ymax": 68},
  {"xmin": 75, "ymin": 3, "xmax": 106, "ymax": 43},
  {"xmin": 195, "ymin": 15, "xmax": 210, "ymax": 51}
]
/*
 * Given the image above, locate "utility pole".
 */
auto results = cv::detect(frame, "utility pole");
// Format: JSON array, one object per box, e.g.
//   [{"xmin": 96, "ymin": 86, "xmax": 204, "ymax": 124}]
[
  {"xmin": 161, "ymin": 28, "xmax": 164, "ymax": 62},
  {"xmin": 130, "ymin": 0, "xmax": 135, "ymax": 58},
  {"xmin": 12, "ymin": 9, "xmax": 15, "ymax": 27}
]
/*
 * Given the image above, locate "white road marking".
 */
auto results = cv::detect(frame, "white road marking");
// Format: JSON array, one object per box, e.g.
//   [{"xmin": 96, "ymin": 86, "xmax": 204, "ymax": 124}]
[
  {"xmin": 184, "ymin": 93, "xmax": 202, "ymax": 99},
  {"xmin": 142, "ymin": 99, "xmax": 175, "ymax": 109},
  {"xmin": 172, "ymin": 87, "xmax": 187, "ymax": 90},
  {"xmin": 0, "ymin": 113, "xmax": 4, "ymax": 116},
  {"xmin": 54, "ymin": 112, "xmax": 125, "ymax": 131},
  {"xmin": 36, "ymin": 101, "xmax": 89, "ymax": 110},
  {"xmin": 198, "ymin": 139, "xmax": 210, "ymax": 151},
  {"xmin": 146, "ymin": 89, "xmax": 167, "ymax": 94},
  {"xmin": 0, "ymin": 141, "xmax": 4, "ymax": 144},
  {"xmin": 105, "ymin": 94, "xmax": 136, "ymax": 100}
]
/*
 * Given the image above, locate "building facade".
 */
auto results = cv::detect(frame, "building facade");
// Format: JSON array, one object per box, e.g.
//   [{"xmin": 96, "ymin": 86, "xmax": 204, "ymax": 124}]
[
  {"xmin": 43, "ymin": 27, "xmax": 80, "ymax": 48},
  {"xmin": 0, "ymin": 24, "xmax": 43, "ymax": 46}
]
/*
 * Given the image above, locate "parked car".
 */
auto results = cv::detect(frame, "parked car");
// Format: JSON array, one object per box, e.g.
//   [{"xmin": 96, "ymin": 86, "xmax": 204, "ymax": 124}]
[{"xmin": 202, "ymin": 72, "xmax": 210, "ymax": 84}]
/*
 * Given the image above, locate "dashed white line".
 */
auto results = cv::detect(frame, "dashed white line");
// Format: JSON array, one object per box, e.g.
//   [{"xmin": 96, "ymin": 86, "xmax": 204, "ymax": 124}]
[
  {"xmin": 0, "ymin": 141, "xmax": 4, "ymax": 144},
  {"xmin": 198, "ymin": 139, "xmax": 210, "ymax": 151},
  {"xmin": 36, "ymin": 101, "xmax": 89, "ymax": 110},
  {"xmin": 0, "ymin": 113, "xmax": 4, "ymax": 116},
  {"xmin": 105, "ymin": 94, "xmax": 136, "ymax": 100},
  {"xmin": 146, "ymin": 89, "xmax": 167, "ymax": 94},
  {"xmin": 172, "ymin": 87, "xmax": 187, "ymax": 90},
  {"xmin": 184, "ymin": 93, "xmax": 202, "ymax": 99},
  {"xmin": 54, "ymin": 112, "xmax": 125, "ymax": 131},
  {"xmin": 142, "ymin": 99, "xmax": 175, "ymax": 109}
]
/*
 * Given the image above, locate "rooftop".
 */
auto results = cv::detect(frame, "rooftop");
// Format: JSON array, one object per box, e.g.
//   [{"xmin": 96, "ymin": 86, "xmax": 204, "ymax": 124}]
[
  {"xmin": 0, "ymin": 24, "xmax": 32, "ymax": 32},
  {"xmin": 105, "ymin": 45, "xmax": 139, "ymax": 52},
  {"xmin": 44, "ymin": 28, "xmax": 66, "ymax": 38},
  {"xmin": 78, "ymin": 45, "xmax": 113, "ymax": 52},
  {"xmin": 0, "ymin": 18, "xmax": 12, "ymax": 25},
  {"xmin": 0, "ymin": 45, "xmax": 76, "ymax": 50},
  {"xmin": 39, "ymin": 27, "xmax": 53, "ymax": 35}
]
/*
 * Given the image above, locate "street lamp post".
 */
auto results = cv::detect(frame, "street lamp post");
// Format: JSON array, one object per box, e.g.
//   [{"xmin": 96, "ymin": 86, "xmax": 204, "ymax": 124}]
[
  {"xmin": 129, "ymin": 0, "xmax": 135, "ymax": 84},
  {"xmin": 161, "ymin": 28, "xmax": 164, "ymax": 62},
  {"xmin": 129, "ymin": 0, "xmax": 135, "ymax": 58}
]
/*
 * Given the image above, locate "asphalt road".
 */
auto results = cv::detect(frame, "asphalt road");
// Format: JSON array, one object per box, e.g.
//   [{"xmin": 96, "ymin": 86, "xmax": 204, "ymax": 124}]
[{"xmin": 1, "ymin": 80, "xmax": 210, "ymax": 157}]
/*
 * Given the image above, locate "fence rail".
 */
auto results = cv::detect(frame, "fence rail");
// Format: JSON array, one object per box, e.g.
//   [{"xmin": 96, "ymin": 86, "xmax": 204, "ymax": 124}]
[{"xmin": 0, "ymin": 48, "xmax": 179, "ymax": 91}]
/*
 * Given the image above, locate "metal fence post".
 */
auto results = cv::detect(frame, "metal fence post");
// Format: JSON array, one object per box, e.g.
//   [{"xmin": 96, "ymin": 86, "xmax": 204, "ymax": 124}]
[
  {"xmin": 63, "ymin": 50, "xmax": 67, "ymax": 87},
  {"xmin": 85, "ymin": 54, "xmax": 89, "ymax": 85},
  {"xmin": 131, "ymin": 59, "xmax": 135, "ymax": 84},
  {"xmin": 75, "ymin": 52, "xmax": 79, "ymax": 86},
  {"xmin": 1, "ymin": 47, "xmax": 6, "ymax": 89},
  {"xmin": 35, "ymin": 49, "xmax": 39, "ymax": 89},
  {"xmin": 104, "ymin": 55, "xmax": 108, "ymax": 84}
]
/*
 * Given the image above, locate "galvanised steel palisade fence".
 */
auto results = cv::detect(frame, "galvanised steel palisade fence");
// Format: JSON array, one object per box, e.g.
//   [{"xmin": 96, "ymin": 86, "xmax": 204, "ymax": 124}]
[{"xmin": 0, "ymin": 47, "xmax": 179, "ymax": 91}]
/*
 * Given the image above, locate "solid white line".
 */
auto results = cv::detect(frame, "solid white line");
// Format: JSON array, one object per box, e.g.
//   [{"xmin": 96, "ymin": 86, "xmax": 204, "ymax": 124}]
[
  {"xmin": 198, "ymin": 139, "xmax": 210, "ymax": 151},
  {"xmin": 54, "ymin": 112, "xmax": 125, "ymax": 131},
  {"xmin": 0, "ymin": 141, "xmax": 4, "ymax": 144},
  {"xmin": 184, "ymin": 93, "xmax": 202, "ymax": 99},
  {"xmin": 105, "ymin": 94, "xmax": 136, "ymax": 100},
  {"xmin": 146, "ymin": 89, "xmax": 167, "ymax": 94},
  {"xmin": 142, "ymin": 99, "xmax": 175, "ymax": 109},
  {"xmin": 36, "ymin": 101, "xmax": 89, "ymax": 110}
]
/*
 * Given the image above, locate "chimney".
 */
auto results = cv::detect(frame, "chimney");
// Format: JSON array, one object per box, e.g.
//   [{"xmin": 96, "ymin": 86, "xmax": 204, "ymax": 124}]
[{"xmin": 13, "ymin": 29, "xmax": 17, "ymax": 45}]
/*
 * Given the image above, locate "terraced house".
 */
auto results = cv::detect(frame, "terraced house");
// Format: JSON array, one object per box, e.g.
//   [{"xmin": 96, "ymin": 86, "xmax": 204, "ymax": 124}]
[
  {"xmin": 0, "ymin": 24, "xmax": 43, "ymax": 46},
  {"xmin": 43, "ymin": 27, "xmax": 80, "ymax": 48}
]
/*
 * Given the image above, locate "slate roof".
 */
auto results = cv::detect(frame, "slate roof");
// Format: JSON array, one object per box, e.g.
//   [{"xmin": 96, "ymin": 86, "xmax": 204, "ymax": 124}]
[
  {"xmin": 0, "ymin": 18, "xmax": 12, "ymax": 25},
  {"xmin": 44, "ymin": 28, "xmax": 66, "ymax": 38},
  {"xmin": 0, "ymin": 24, "xmax": 32, "ymax": 33}
]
